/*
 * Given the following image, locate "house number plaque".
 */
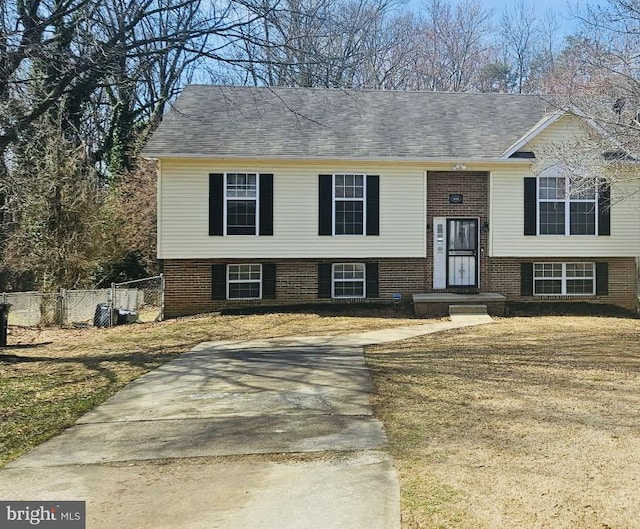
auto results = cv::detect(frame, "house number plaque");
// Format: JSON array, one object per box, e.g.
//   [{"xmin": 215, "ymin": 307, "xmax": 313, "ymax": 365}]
[{"xmin": 449, "ymin": 193, "xmax": 463, "ymax": 204}]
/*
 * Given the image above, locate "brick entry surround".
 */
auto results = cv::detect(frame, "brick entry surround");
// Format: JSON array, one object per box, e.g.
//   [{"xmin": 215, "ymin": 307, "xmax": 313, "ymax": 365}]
[{"xmin": 426, "ymin": 171, "xmax": 489, "ymax": 291}]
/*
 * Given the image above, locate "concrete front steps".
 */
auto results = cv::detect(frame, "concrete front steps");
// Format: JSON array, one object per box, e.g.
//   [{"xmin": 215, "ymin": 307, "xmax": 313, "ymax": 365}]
[
  {"xmin": 412, "ymin": 293, "xmax": 506, "ymax": 317},
  {"xmin": 448, "ymin": 304, "xmax": 494, "ymax": 324},
  {"xmin": 448, "ymin": 304, "xmax": 488, "ymax": 316}
]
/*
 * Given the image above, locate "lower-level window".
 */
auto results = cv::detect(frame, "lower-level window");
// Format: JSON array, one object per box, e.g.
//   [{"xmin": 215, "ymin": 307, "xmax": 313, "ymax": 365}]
[
  {"xmin": 332, "ymin": 263, "xmax": 366, "ymax": 298},
  {"xmin": 228, "ymin": 264, "xmax": 262, "ymax": 299},
  {"xmin": 533, "ymin": 262, "xmax": 595, "ymax": 295}
]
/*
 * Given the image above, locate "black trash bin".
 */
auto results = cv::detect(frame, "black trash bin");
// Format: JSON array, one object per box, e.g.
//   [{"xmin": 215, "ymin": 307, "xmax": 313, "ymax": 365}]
[
  {"xmin": 0, "ymin": 303, "xmax": 10, "ymax": 347},
  {"xmin": 116, "ymin": 309, "xmax": 139, "ymax": 325},
  {"xmin": 94, "ymin": 303, "xmax": 112, "ymax": 328}
]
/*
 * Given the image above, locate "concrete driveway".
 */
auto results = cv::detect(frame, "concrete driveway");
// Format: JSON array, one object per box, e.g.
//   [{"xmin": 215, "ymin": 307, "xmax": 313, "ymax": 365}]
[{"xmin": 0, "ymin": 320, "xmax": 490, "ymax": 528}]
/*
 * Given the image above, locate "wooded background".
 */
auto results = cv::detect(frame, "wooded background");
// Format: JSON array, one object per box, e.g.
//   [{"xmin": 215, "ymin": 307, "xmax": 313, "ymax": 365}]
[{"xmin": 1, "ymin": 0, "xmax": 638, "ymax": 292}]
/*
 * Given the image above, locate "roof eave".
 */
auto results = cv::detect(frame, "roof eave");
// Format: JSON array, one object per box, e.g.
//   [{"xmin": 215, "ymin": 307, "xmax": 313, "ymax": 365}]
[
  {"xmin": 500, "ymin": 109, "xmax": 566, "ymax": 159},
  {"xmin": 140, "ymin": 152, "xmax": 535, "ymax": 165}
]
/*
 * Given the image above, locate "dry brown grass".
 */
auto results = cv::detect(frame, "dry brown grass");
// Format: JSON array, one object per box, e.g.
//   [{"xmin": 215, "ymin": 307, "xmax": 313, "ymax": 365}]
[
  {"xmin": 366, "ymin": 316, "xmax": 640, "ymax": 529},
  {"xmin": 0, "ymin": 310, "xmax": 421, "ymax": 467}
]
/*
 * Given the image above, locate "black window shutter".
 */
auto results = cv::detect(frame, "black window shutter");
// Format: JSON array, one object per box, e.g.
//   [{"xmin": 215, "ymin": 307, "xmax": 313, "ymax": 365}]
[
  {"xmin": 523, "ymin": 177, "xmax": 537, "ymax": 236},
  {"xmin": 318, "ymin": 175, "xmax": 333, "ymax": 236},
  {"xmin": 520, "ymin": 262, "xmax": 534, "ymax": 296},
  {"xmin": 318, "ymin": 263, "xmax": 332, "ymax": 298},
  {"xmin": 209, "ymin": 173, "xmax": 224, "ymax": 236},
  {"xmin": 366, "ymin": 262, "xmax": 379, "ymax": 298},
  {"xmin": 211, "ymin": 264, "xmax": 227, "ymax": 300},
  {"xmin": 596, "ymin": 262, "xmax": 609, "ymax": 295},
  {"xmin": 366, "ymin": 175, "xmax": 380, "ymax": 236},
  {"xmin": 262, "ymin": 263, "xmax": 277, "ymax": 299},
  {"xmin": 259, "ymin": 174, "xmax": 274, "ymax": 236},
  {"xmin": 598, "ymin": 180, "xmax": 611, "ymax": 236}
]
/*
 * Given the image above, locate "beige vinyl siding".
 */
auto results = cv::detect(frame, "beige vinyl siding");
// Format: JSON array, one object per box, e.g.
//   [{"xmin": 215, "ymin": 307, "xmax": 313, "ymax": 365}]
[
  {"xmin": 492, "ymin": 114, "xmax": 640, "ymax": 257},
  {"xmin": 525, "ymin": 114, "xmax": 591, "ymax": 151},
  {"xmin": 158, "ymin": 159, "xmax": 427, "ymax": 259},
  {"xmin": 490, "ymin": 166, "xmax": 640, "ymax": 257}
]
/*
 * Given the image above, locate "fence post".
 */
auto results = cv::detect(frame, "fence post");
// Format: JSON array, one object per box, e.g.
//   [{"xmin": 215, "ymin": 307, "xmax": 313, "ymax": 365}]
[
  {"xmin": 59, "ymin": 289, "xmax": 66, "ymax": 327},
  {"xmin": 110, "ymin": 282, "xmax": 116, "ymax": 327},
  {"xmin": 636, "ymin": 257, "xmax": 640, "ymax": 315},
  {"xmin": 160, "ymin": 273, "xmax": 165, "ymax": 321}
]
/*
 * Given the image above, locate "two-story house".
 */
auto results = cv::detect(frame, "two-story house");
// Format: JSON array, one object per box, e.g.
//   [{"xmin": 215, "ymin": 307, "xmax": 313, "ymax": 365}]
[{"xmin": 142, "ymin": 86, "xmax": 640, "ymax": 317}]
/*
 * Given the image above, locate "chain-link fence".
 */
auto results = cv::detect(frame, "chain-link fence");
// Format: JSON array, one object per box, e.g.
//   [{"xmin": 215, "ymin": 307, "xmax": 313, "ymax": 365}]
[
  {"xmin": 1, "ymin": 291, "xmax": 61, "ymax": 326},
  {"xmin": 112, "ymin": 275, "xmax": 164, "ymax": 324},
  {"xmin": 60, "ymin": 289, "xmax": 111, "ymax": 327},
  {"xmin": 1, "ymin": 274, "xmax": 164, "ymax": 327}
]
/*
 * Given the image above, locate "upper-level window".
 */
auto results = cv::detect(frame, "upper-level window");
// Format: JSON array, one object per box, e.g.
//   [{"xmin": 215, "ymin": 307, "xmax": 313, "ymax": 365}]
[
  {"xmin": 319, "ymin": 173, "xmax": 379, "ymax": 237},
  {"xmin": 334, "ymin": 174, "xmax": 365, "ymax": 235},
  {"xmin": 226, "ymin": 173, "xmax": 258, "ymax": 235},
  {"xmin": 209, "ymin": 172, "xmax": 273, "ymax": 237},
  {"xmin": 538, "ymin": 175, "xmax": 597, "ymax": 235}
]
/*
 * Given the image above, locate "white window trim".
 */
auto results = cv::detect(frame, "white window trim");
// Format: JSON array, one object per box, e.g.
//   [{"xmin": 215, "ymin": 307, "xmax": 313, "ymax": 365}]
[
  {"xmin": 537, "ymin": 174, "xmax": 598, "ymax": 236},
  {"xmin": 332, "ymin": 174, "xmax": 367, "ymax": 236},
  {"xmin": 533, "ymin": 262, "xmax": 595, "ymax": 296},
  {"xmin": 223, "ymin": 172, "xmax": 260, "ymax": 236},
  {"xmin": 227, "ymin": 264, "xmax": 262, "ymax": 300},
  {"xmin": 331, "ymin": 263, "xmax": 366, "ymax": 299}
]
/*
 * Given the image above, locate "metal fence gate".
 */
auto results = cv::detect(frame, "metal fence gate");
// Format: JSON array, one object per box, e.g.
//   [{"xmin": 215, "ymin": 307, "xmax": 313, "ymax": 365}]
[{"xmin": 111, "ymin": 275, "xmax": 164, "ymax": 324}]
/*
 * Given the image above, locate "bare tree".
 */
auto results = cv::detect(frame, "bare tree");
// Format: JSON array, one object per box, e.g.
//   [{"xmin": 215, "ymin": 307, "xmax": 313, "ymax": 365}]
[
  {"xmin": 231, "ymin": 0, "xmax": 404, "ymax": 88},
  {"xmin": 352, "ymin": 12, "xmax": 417, "ymax": 89},
  {"xmin": 2, "ymin": 117, "xmax": 104, "ymax": 291},
  {"xmin": 499, "ymin": 0, "xmax": 541, "ymax": 93},
  {"xmin": 0, "ymin": 0, "xmax": 271, "ymax": 288},
  {"xmin": 389, "ymin": 0, "xmax": 491, "ymax": 92},
  {"xmin": 541, "ymin": 35, "xmax": 613, "ymax": 95},
  {"xmin": 530, "ymin": 8, "xmax": 561, "ymax": 93},
  {"xmin": 98, "ymin": 159, "xmax": 159, "ymax": 285},
  {"xmin": 535, "ymin": 0, "xmax": 640, "ymax": 204},
  {"xmin": 426, "ymin": 0, "xmax": 492, "ymax": 91},
  {"xmin": 0, "ymin": 0, "xmax": 261, "ymax": 158}
]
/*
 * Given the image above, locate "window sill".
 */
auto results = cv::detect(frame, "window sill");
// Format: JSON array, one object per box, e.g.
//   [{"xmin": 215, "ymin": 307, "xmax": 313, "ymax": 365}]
[
  {"xmin": 533, "ymin": 295, "xmax": 597, "ymax": 299},
  {"xmin": 226, "ymin": 298, "xmax": 262, "ymax": 302},
  {"xmin": 331, "ymin": 297, "xmax": 366, "ymax": 302}
]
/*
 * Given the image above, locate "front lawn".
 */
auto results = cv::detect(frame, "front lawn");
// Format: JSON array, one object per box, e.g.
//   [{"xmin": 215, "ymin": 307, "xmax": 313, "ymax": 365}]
[{"xmin": 366, "ymin": 316, "xmax": 640, "ymax": 529}]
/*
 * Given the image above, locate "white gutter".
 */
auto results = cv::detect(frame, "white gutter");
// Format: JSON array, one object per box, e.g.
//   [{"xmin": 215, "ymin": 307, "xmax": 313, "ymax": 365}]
[{"xmin": 139, "ymin": 153, "xmax": 534, "ymax": 165}]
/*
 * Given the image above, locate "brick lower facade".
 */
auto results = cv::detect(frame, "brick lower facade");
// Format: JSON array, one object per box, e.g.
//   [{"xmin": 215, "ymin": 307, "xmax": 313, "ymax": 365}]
[
  {"xmin": 163, "ymin": 258, "xmax": 428, "ymax": 318},
  {"xmin": 163, "ymin": 256, "xmax": 638, "ymax": 317},
  {"xmin": 488, "ymin": 257, "xmax": 638, "ymax": 310}
]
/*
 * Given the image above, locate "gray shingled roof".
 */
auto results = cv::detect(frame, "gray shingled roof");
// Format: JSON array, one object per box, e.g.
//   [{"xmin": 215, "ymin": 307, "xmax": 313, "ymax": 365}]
[{"xmin": 142, "ymin": 85, "xmax": 554, "ymax": 160}]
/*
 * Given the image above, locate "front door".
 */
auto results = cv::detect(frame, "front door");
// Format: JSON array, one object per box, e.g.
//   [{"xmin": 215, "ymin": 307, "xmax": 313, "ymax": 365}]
[{"xmin": 446, "ymin": 218, "xmax": 478, "ymax": 288}]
